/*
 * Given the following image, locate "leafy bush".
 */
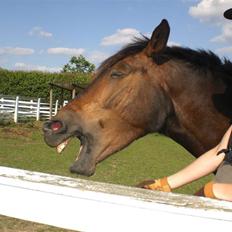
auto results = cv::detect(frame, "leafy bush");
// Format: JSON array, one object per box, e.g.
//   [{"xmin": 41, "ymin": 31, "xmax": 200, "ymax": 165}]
[
  {"xmin": 0, "ymin": 69, "xmax": 92, "ymax": 101},
  {"xmin": 63, "ymin": 55, "xmax": 95, "ymax": 73}
]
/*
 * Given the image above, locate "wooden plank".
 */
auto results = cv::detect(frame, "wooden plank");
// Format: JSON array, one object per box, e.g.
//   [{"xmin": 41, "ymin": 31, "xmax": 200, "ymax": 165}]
[{"xmin": 0, "ymin": 166, "xmax": 232, "ymax": 231}]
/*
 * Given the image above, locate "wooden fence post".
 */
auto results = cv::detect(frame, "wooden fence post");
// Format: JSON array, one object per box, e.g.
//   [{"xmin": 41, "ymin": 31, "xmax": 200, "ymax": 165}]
[
  {"xmin": 30, "ymin": 99, "xmax": 33, "ymax": 114},
  {"xmin": 36, "ymin": 98, "xmax": 41, "ymax": 121},
  {"xmin": 72, "ymin": 89, "xmax": 76, "ymax": 99},
  {"xmin": 0, "ymin": 97, "xmax": 3, "ymax": 109},
  {"xmin": 49, "ymin": 88, "xmax": 53, "ymax": 120},
  {"xmin": 54, "ymin": 100, "xmax": 59, "ymax": 116},
  {"xmin": 14, "ymin": 96, "xmax": 19, "ymax": 123}
]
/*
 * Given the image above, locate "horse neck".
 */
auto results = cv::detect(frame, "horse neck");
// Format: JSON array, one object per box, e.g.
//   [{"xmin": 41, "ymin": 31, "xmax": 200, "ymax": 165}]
[{"xmin": 160, "ymin": 61, "xmax": 230, "ymax": 157}]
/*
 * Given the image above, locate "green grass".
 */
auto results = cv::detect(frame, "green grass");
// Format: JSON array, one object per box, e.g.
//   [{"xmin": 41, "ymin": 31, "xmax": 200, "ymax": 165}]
[
  {"xmin": 0, "ymin": 215, "xmax": 76, "ymax": 232},
  {"xmin": 0, "ymin": 122, "xmax": 213, "ymax": 231},
  {"xmin": 0, "ymin": 122, "xmax": 212, "ymax": 195}
]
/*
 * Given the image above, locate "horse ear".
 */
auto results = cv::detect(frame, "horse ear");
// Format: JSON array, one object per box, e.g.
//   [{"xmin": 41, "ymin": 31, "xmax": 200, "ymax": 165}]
[{"xmin": 144, "ymin": 19, "xmax": 170, "ymax": 57}]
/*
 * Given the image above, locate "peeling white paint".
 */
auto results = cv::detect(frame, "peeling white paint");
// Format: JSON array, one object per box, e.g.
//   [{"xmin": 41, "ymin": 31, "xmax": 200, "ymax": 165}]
[{"xmin": 0, "ymin": 166, "xmax": 232, "ymax": 231}]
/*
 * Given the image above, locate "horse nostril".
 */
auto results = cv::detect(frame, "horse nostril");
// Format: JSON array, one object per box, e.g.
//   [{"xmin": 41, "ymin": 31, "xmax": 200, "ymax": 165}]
[
  {"xmin": 43, "ymin": 120, "xmax": 65, "ymax": 133},
  {"xmin": 51, "ymin": 121, "xmax": 63, "ymax": 132}
]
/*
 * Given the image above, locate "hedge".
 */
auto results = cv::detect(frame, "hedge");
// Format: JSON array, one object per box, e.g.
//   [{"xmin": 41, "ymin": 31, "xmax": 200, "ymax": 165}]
[{"xmin": 0, "ymin": 69, "xmax": 92, "ymax": 101}]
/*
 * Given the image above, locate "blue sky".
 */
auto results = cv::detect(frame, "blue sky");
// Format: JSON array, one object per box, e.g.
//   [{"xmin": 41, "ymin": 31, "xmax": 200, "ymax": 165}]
[{"xmin": 1, "ymin": 0, "xmax": 232, "ymax": 72}]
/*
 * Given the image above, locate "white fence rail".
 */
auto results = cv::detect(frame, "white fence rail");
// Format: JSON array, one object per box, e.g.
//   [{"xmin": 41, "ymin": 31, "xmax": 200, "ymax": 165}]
[
  {"xmin": 0, "ymin": 166, "xmax": 232, "ymax": 231},
  {"xmin": 0, "ymin": 96, "xmax": 59, "ymax": 122}
]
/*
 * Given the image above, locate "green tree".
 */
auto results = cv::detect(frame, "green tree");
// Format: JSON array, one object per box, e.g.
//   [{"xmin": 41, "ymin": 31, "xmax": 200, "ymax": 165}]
[{"xmin": 63, "ymin": 55, "xmax": 95, "ymax": 73}]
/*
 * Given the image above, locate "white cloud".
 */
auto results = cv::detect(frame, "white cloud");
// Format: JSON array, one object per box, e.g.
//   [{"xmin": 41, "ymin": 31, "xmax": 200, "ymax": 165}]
[
  {"xmin": 88, "ymin": 51, "xmax": 110, "ymax": 64},
  {"xmin": 101, "ymin": 28, "xmax": 142, "ymax": 46},
  {"xmin": 47, "ymin": 47, "xmax": 85, "ymax": 56},
  {"xmin": 168, "ymin": 41, "xmax": 181, "ymax": 47},
  {"xmin": 0, "ymin": 57, "xmax": 8, "ymax": 65},
  {"xmin": 38, "ymin": 49, "xmax": 45, "ymax": 55},
  {"xmin": 0, "ymin": 47, "xmax": 34, "ymax": 56},
  {"xmin": 216, "ymin": 45, "xmax": 232, "ymax": 54},
  {"xmin": 211, "ymin": 22, "xmax": 232, "ymax": 43},
  {"xmin": 29, "ymin": 26, "xmax": 53, "ymax": 38},
  {"xmin": 189, "ymin": 0, "xmax": 231, "ymax": 24},
  {"xmin": 189, "ymin": 0, "xmax": 232, "ymax": 44},
  {"xmin": 14, "ymin": 62, "xmax": 62, "ymax": 73}
]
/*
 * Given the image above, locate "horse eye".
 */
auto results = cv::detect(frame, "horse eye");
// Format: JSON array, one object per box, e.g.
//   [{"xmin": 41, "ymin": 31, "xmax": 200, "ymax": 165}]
[{"xmin": 111, "ymin": 70, "xmax": 124, "ymax": 79}]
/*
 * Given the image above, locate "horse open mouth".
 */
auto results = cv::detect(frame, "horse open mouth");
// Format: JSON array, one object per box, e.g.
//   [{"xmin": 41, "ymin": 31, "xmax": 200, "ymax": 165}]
[
  {"xmin": 43, "ymin": 119, "xmax": 97, "ymax": 176},
  {"xmin": 56, "ymin": 132, "xmax": 87, "ymax": 162}
]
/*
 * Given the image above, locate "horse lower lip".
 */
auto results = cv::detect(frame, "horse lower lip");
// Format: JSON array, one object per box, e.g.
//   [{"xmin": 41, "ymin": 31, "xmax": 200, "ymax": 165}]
[{"xmin": 75, "ymin": 133, "xmax": 85, "ymax": 152}]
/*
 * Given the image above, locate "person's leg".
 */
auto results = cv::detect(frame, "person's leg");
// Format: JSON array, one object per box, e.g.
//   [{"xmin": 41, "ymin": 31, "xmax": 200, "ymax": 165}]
[
  {"xmin": 196, "ymin": 182, "xmax": 232, "ymax": 202},
  {"xmin": 194, "ymin": 160, "xmax": 232, "ymax": 201},
  {"xmin": 213, "ymin": 183, "xmax": 232, "ymax": 201}
]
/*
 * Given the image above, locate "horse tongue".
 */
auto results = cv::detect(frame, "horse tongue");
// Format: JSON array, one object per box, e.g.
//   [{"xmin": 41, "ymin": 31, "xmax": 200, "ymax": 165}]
[{"xmin": 56, "ymin": 139, "xmax": 69, "ymax": 154}]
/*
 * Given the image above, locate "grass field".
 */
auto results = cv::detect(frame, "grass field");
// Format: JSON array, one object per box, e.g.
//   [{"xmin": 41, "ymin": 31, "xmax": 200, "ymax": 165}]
[{"xmin": 0, "ymin": 122, "xmax": 213, "ymax": 231}]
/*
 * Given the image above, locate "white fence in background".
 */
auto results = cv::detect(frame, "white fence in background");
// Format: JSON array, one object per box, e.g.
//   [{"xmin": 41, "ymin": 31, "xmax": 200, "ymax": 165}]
[
  {"xmin": 0, "ymin": 166, "xmax": 232, "ymax": 232},
  {"xmin": 0, "ymin": 96, "xmax": 59, "ymax": 122}
]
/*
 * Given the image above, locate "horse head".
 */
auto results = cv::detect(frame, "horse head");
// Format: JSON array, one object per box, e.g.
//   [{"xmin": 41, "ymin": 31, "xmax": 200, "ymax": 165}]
[{"xmin": 43, "ymin": 19, "xmax": 174, "ymax": 176}]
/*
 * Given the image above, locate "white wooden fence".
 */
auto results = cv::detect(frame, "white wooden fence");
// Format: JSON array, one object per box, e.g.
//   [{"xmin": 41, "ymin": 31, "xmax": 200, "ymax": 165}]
[
  {"xmin": 0, "ymin": 96, "xmax": 59, "ymax": 122},
  {"xmin": 0, "ymin": 166, "xmax": 232, "ymax": 231}
]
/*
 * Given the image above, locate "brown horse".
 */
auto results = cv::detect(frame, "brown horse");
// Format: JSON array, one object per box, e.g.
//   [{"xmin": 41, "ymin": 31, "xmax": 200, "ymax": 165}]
[{"xmin": 43, "ymin": 19, "xmax": 232, "ymax": 176}]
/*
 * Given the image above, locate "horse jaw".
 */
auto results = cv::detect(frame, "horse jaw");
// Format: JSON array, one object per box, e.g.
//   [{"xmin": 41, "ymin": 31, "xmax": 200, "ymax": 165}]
[{"xmin": 69, "ymin": 119, "xmax": 145, "ymax": 176}]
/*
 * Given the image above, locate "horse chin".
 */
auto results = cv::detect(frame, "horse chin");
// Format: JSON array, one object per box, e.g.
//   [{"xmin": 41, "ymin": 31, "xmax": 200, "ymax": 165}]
[
  {"xmin": 67, "ymin": 132, "xmax": 97, "ymax": 176},
  {"xmin": 69, "ymin": 158, "xmax": 96, "ymax": 176},
  {"xmin": 69, "ymin": 137, "xmax": 117, "ymax": 176},
  {"xmin": 69, "ymin": 146, "xmax": 97, "ymax": 176}
]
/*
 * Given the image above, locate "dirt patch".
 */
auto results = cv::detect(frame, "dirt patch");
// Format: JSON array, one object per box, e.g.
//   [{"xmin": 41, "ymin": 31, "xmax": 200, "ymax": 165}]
[
  {"xmin": 0, "ymin": 215, "xmax": 76, "ymax": 232},
  {"xmin": 0, "ymin": 128, "xmax": 33, "ymax": 139}
]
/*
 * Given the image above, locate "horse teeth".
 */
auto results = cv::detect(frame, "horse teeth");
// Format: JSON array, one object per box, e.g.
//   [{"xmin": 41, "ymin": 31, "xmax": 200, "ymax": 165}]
[
  {"xmin": 56, "ymin": 140, "xmax": 69, "ymax": 154},
  {"xmin": 76, "ymin": 145, "xmax": 83, "ymax": 161}
]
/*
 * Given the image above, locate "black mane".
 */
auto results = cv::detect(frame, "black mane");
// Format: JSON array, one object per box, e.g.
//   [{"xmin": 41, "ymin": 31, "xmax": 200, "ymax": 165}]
[
  {"xmin": 165, "ymin": 46, "xmax": 232, "ymax": 79},
  {"xmin": 98, "ymin": 37, "xmax": 232, "ymax": 83}
]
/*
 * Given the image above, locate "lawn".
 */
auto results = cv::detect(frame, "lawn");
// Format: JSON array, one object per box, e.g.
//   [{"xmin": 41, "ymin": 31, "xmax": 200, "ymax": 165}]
[{"xmin": 0, "ymin": 122, "xmax": 212, "ymax": 231}]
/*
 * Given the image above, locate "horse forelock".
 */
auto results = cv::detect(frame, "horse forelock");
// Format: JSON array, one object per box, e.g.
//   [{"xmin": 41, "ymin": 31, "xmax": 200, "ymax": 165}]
[
  {"xmin": 82, "ymin": 36, "xmax": 149, "ymax": 96},
  {"xmin": 97, "ymin": 36, "xmax": 149, "ymax": 76}
]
